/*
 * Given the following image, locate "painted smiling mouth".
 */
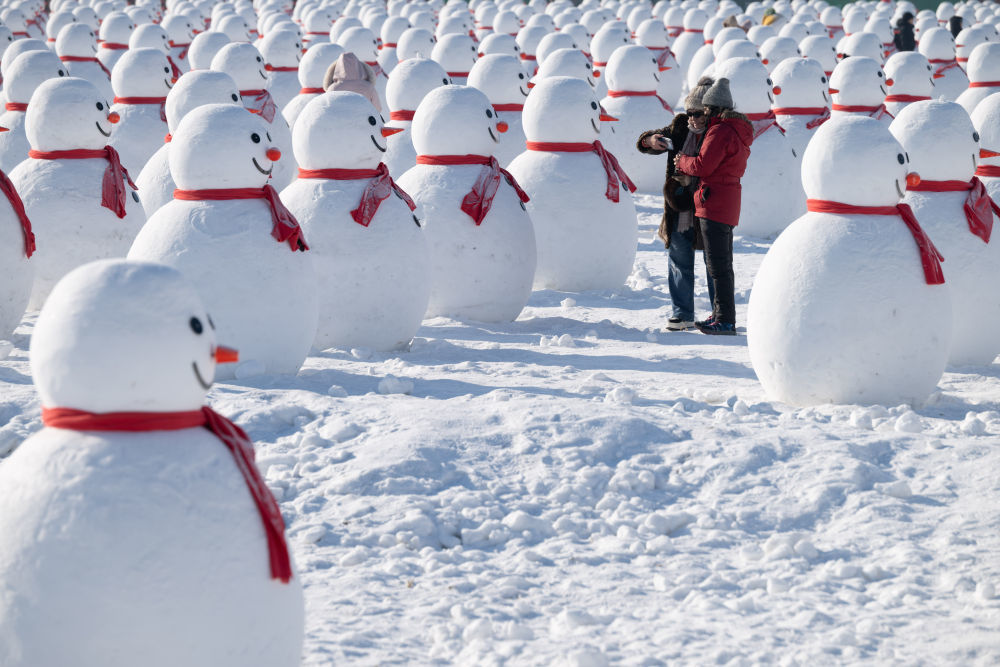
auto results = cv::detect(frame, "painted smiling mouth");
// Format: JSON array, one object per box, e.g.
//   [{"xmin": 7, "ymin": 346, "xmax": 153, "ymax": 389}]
[
  {"xmin": 252, "ymin": 157, "xmax": 272, "ymax": 174},
  {"xmin": 822, "ymin": 91, "xmax": 829, "ymax": 102},
  {"xmin": 591, "ymin": 118, "xmax": 600, "ymax": 132},
  {"xmin": 519, "ymin": 86, "xmax": 528, "ymax": 96},
  {"xmin": 895, "ymin": 179, "xmax": 904, "ymax": 198},
  {"xmin": 192, "ymin": 361, "xmax": 212, "ymax": 389},
  {"xmin": 488, "ymin": 127, "xmax": 498, "ymax": 142},
  {"xmin": 259, "ymin": 69, "xmax": 267, "ymax": 80},
  {"xmin": 653, "ymin": 72, "xmax": 660, "ymax": 82},
  {"xmin": 371, "ymin": 135, "xmax": 386, "ymax": 152},
  {"xmin": 165, "ymin": 78, "xmax": 173, "ymax": 89},
  {"xmin": 96, "ymin": 122, "xmax": 111, "ymax": 137}
]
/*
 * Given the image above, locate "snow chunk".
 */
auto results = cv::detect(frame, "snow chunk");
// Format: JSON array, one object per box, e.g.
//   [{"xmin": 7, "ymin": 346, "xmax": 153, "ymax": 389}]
[
  {"xmin": 875, "ymin": 480, "xmax": 912, "ymax": 499},
  {"xmin": 850, "ymin": 409, "xmax": 873, "ymax": 430},
  {"xmin": 339, "ymin": 546, "xmax": 372, "ymax": 567},
  {"xmin": 961, "ymin": 413, "xmax": 987, "ymax": 435},
  {"xmin": 0, "ymin": 340, "xmax": 12, "ymax": 361},
  {"xmin": 378, "ymin": 374, "xmax": 414, "ymax": 395},
  {"xmin": 977, "ymin": 581, "xmax": 995, "ymax": 601},
  {"xmin": 561, "ymin": 298, "xmax": 576, "ymax": 308},
  {"xmin": 894, "ymin": 411, "xmax": 923, "ymax": 433},
  {"xmin": 561, "ymin": 648, "xmax": 610, "ymax": 667},
  {"xmin": 644, "ymin": 511, "xmax": 695, "ymax": 536},
  {"xmin": 502, "ymin": 510, "xmax": 554, "ymax": 538},
  {"xmin": 326, "ymin": 384, "xmax": 348, "ymax": 397},
  {"xmin": 604, "ymin": 386, "xmax": 636, "ymax": 404}
]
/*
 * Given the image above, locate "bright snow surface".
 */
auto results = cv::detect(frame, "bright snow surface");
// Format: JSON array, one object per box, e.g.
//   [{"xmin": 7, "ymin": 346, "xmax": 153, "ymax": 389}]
[{"xmin": 1, "ymin": 194, "xmax": 999, "ymax": 665}]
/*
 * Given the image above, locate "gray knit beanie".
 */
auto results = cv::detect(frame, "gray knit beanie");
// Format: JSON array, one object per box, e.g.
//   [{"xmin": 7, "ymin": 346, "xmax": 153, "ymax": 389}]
[
  {"xmin": 701, "ymin": 77, "xmax": 734, "ymax": 109},
  {"xmin": 684, "ymin": 76, "xmax": 713, "ymax": 111}
]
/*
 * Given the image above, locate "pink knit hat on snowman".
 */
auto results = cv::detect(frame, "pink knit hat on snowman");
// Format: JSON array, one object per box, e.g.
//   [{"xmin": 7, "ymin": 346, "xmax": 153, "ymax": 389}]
[{"xmin": 323, "ymin": 52, "xmax": 381, "ymax": 111}]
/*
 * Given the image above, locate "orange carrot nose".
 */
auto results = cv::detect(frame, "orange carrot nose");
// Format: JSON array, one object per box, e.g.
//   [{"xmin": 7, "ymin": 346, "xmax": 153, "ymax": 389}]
[
  {"xmin": 886, "ymin": 78, "xmax": 894, "ymax": 86},
  {"xmin": 266, "ymin": 147, "xmax": 281, "ymax": 161},
  {"xmin": 933, "ymin": 72, "xmax": 945, "ymax": 78},
  {"xmin": 772, "ymin": 86, "xmax": 782, "ymax": 95},
  {"xmin": 0, "ymin": 126, "xmax": 8, "ymax": 132},
  {"xmin": 164, "ymin": 133, "xmax": 172, "ymax": 142},
  {"xmin": 527, "ymin": 80, "xmax": 535, "ymax": 88},
  {"xmin": 828, "ymin": 87, "xmax": 839, "ymax": 94},
  {"xmin": 171, "ymin": 76, "xmax": 178, "ymax": 83},
  {"xmin": 302, "ymin": 48, "xmax": 308, "ymax": 53},
  {"xmin": 214, "ymin": 346, "xmax": 239, "ymax": 363},
  {"xmin": 659, "ymin": 65, "xmax": 671, "ymax": 71},
  {"xmin": 906, "ymin": 172, "xmax": 921, "ymax": 188},
  {"xmin": 762, "ymin": 58, "xmax": 769, "ymax": 65},
  {"xmin": 381, "ymin": 126, "xmax": 404, "ymax": 137},
  {"xmin": 593, "ymin": 69, "xmax": 601, "ymax": 77},
  {"xmin": 496, "ymin": 120, "xmax": 508, "ymax": 133},
  {"xmin": 980, "ymin": 148, "xmax": 1000, "ymax": 158},
  {"xmin": 599, "ymin": 112, "xmax": 618, "ymax": 121},
  {"xmin": 108, "ymin": 111, "xmax": 120, "ymax": 123}
]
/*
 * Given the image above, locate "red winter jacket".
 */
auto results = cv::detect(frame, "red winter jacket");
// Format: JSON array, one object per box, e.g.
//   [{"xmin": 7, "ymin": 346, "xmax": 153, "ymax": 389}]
[{"xmin": 674, "ymin": 110, "xmax": 753, "ymax": 227}]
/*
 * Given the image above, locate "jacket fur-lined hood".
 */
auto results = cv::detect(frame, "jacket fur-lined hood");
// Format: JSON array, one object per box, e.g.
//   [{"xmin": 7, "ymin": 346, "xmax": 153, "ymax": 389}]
[{"xmin": 714, "ymin": 110, "xmax": 753, "ymax": 146}]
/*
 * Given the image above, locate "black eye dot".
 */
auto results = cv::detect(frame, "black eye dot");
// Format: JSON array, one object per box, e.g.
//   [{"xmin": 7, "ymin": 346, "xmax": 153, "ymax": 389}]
[
  {"xmin": 256, "ymin": 56, "xmax": 262, "ymax": 61},
  {"xmin": 231, "ymin": 93, "xmax": 238, "ymax": 101},
  {"xmin": 189, "ymin": 317, "xmax": 203, "ymax": 334},
  {"xmin": 96, "ymin": 101, "xmax": 104, "ymax": 110},
  {"xmin": 590, "ymin": 101, "xmax": 598, "ymax": 109},
  {"xmin": 367, "ymin": 115, "xmax": 377, "ymax": 125},
  {"xmin": 518, "ymin": 72, "xmax": 525, "ymax": 79},
  {"xmin": 251, "ymin": 132, "xmax": 261, "ymax": 143},
  {"xmin": 486, "ymin": 108, "xmax": 493, "ymax": 117},
  {"xmin": 442, "ymin": 77, "xmax": 449, "ymax": 84},
  {"xmin": 821, "ymin": 76, "xmax": 827, "ymax": 83},
  {"xmin": 877, "ymin": 71, "xmax": 883, "ymax": 77},
  {"xmin": 906, "ymin": 152, "xmax": 910, "ymax": 162},
  {"xmin": 974, "ymin": 131, "xmax": 980, "ymax": 142},
  {"xmin": 767, "ymin": 78, "xmax": 772, "ymax": 85},
  {"xmin": 58, "ymin": 70, "xmax": 65, "ymax": 76},
  {"xmin": 897, "ymin": 153, "xmax": 905, "ymax": 164},
  {"xmin": 164, "ymin": 66, "xmax": 169, "ymax": 72}
]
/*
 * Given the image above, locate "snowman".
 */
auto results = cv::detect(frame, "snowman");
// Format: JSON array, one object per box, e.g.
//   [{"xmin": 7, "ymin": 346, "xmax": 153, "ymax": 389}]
[
  {"xmin": 918, "ymin": 27, "xmax": 968, "ymax": 102},
  {"xmin": 11, "ymin": 76, "xmax": 144, "ymax": 309},
  {"xmin": 396, "ymin": 85, "xmax": 536, "ymax": 321},
  {"xmin": 971, "ymin": 94, "xmax": 1000, "ymax": 202},
  {"xmin": 383, "ymin": 56, "xmax": 450, "ymax": 178},
  {"xmin": 883, "ymin": 51, "xmax": 935, "ymax": 117},
  {"xmin": 0, "ymin": 165, "xmax": 33, "ymax": 339},
  {"xmin": 96, "ymin": 11, "xmax": 134, "ymax": 73},
  {"xmin": 336, "ymin": 26, "xmax": 389, "ymax": 109},
  {"xmin": 830, "ymin": 56, "xmax": 894, "ymax": 125},
  {"xmin": 506, "ymin": 76, "xmax": 638, "ymax": 291},
  {"xmin": 135, "ymin": 70, "xmax": 242, "ymax": 219},
  {"xmin": 281, "ymin": 91, "xmax": 431, "ymax": 351},
  {"xmin": 0, "ymin": 259, "xmax": 304, "ymax": 667},
  {"xmin": 431, "ymin": 32, "xmax": 478, "ymax": 86},
  {"xmin": 891, "ymin": 100, "xmax": 1000, "ymax": 366},
  {"xmin": 259, "ymin": 28, "xmax": 303, "ymax": 110},
  {"xmin": 955, "ymin": 43, "xmax": 1000, "ymax": 115},
  {"xmin": 747, "ymin": 116, "xmax": 951, "ymax": 406},
  {"xmin": 55, "ymin": 22, "xmax": 113, "ymax": 102},
  {"xmin": 188, "ymin": 30, "xmax": 231, "ymax": 70},
  {"xmin": 162, "ymin": 13, "xmax": 195, "ymax": 73},
  {"xmin": 671, "ymin": 8, "xmax": 709, "ymax": 74},
  {"xmin": 467, "ymin": 53, "xmax": 529, "ymax": 166},
  {"xmin": 0, "ymin": 49, "xmax": 66, "ymax": 173},
  {"xmin": 800, "ymin": 34, "xmax": 839, "ymax": 77},
  {"xmin": 378, "ymin": 15, "xmax": 411, "ymax": 74},
  {"xmin": 531, "ymin": 48, "xmax": 599, "ymax": 87},
  {"xmin": 759, "ymin": 36, "xmax": 801, "ymax": 74},
  {"xmin": 771, "ymin": 57, "xmax": 831, "ymax": 156},
  {"xmin": 281, "ymin": 42, "xmax": 344, "ymax": 128},
  {"xmin": 108, "ymin": 48, "xmax": 175, "ymax": 175},
  {"xmin": 128, "ymin": 103, "xmax": 318, "ymax": 378}
]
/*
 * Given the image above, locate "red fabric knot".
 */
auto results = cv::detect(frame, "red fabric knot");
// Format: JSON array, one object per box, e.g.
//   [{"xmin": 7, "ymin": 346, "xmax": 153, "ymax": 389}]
[
  {"xmin": 166, "ymin": 55, "xmax": 182, "ymax": 81},
  {"xmin": 884, "ymin": 94, "xmax": 931, "ymax": 103},
  {"xmin": 606, "ymin": 89, "xmax": 673, "ymax": 112},
  {"xmin": 525, "ymin": 140, "xmax": 636, "ymax": 202},
  {"xmin": 114, "ymin": 96, "xmax": 168, "ymax": 122},
  {"xmin": 265, "ymin": 64, "xmax": 299, "ymax": 72},
  {"xmin": 59, "ymin": 54, "xmax": 112, "ymax": 78},
  {"xmin": 415, "ymin": 154, "xmax": 530, "ymax": 225},
  {"xmin": 0, "ymin": 168, "xmax": 34, "ymax": 257},
  {"xmin": 173, "ymin": 186, "xmax": 309, "ymax": 251},
  {"xmin": 363, "ymin": 60, "xmax": 386, "ymax": 78},
  {"xmin": 831, "ymin": 103, "xmax": 894, "ymax": 120},
  {"xmin": 297, "ymin": 163, "xmax": 417, "ymax": 226},
  {"xmin": 975, "ymin": 164, "xmax": 1000, "ymax": 178},
  {"xmin": 390, "ymin": 109, "xmax": 415, "ymax": 121},
  {"xmin": 100, "ymin": 42, "xmax": 130, "ymax": 50},
  {"xmin": 969, "ymin": 81, "xmax": 1000, "ymax": 88},
  {"xmin": 41, "ymin": 406, "xmax": 293, "ymax": 583},
  {"xmin": 299, "ymin": 87, "xmax": 325, "ymax": 94},
  {"xmin": 240, "ymin": 89, "xmax": 277, "ymax": 123},
  {"xmin": 928, "ymin": 58, "xmax": 960, "ymax": 78},
  {"xmin": 907, "ymin": 177, "xmax": 997, "ymax": 243},
  {"xmin": 772, "ymin": 106, "xmax": 831, "ymax": 129},
  {"xmin": 806, "ymin": 199, "xmax": 945, "ymax": 284},
  {"xmin": 745, "ymin": 110, "xmax": 786, "ymax": 139},
  {"xmin": 28, "ymin": 146, "xmax": 137, "ymax": 219},
  {"xmin": 169, "ymin": 41, "xmax": 191, "ymax": 60}
]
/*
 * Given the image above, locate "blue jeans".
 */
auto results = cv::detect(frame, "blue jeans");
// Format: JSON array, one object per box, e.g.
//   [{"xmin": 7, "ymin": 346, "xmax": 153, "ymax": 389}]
[{"xmin": 668, "ymin": 225, "xmax": 714, "ymax": 320}]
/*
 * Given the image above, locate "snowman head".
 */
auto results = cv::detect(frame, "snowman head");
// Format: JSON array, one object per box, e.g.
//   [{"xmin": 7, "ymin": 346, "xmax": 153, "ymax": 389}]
[
  {"xmin": 45, "ymin": 10, "xmax": 77, "ymax": 43},
  {"xmin": 294, "ymin": 91, "xmax": 391, "ymax": 170},
  {"xmin": 161, "ymin": 13, "xmax": 195, "ymax": 44},
  {"xmin": 259, "ymin": 28, "xmax": 303, "ymax": 68},
  {"xmin": 411, "ymin": 84, "xmax": 501, "ymax": 156},
  {"xmin": 111, "ymin": 47, "xmax": 175, "ymax": 98},
  {"xmin": 966, "ymin": 42, "xmax": 1000, "ymax": 85},
  {"xmin": 917, "ymin": 27, "xmax": 956, "ymax": 62},
  {"xmin": 715, "ymin": 38, "xmax": 761, "ymax": 63},
  {"xmin": 771, "ymin": 57, "xmax": 830, "ymax": 108},
  {"xmin": 589, "ymin": 24, "xmax": 631, "ymax": 63},
  {"xmin": 1, "ymin": 39, "xmax": 47, "ymax": 83},
  {"xmin": 381, "ymin": 16, "xmax": 411, "ymax": 45},
  {"xmin": 298, "ymin": 42, "xmax": 344, "ymax": 88},
  {"xmin": 683, "ymin": 8, "xmax": 709, "ymax": 30},
  {"xmin": 168, "ymin": 103, "xmax": 279, "ymax": 189},
  {"xmin": 759, "ymin": 36, "xmax": 800, "ymax": 74},
  {"xmin": 188, "ymin": 31, "xmax": 231, "ymax": 71},
  {"xmin": 26, "ymin": 77, "xmax": 114, "ymax": 151},
  {"xmin": 430, "ymin": 32, "xmax": 478, "ymax": 73},
  {"xmin": 6, "ymin": 50, "xmax": 67, "ymax": 106},
  {"xmin": 54, "ymin": 22, "xmax": 98, "ymax": 59},
  {"xmin": 829, "ymin": 56, "xmax": 889, "ymax": 107},
  {"xmin": 165, "ymin": 69, "xmax": 240, "ymax": 133},
  {"xmin": 128, "ymin": 23, "xmax": 171, "ymax": 55},
  {"xmin": 971, "ymin": 92, "xmax": 1000, "ymax": 168},
  {"xmin": 522, "ymin": 75, "xmax": 605, "ymax": 143},
  {"xmin": 837, "ymin": 32, "xmax": 885, "ymax": 63},
  {"xmin": 533, "ymin": 48, "xmax": 597, "ymax": 88},
  {"xmin": 397, "ymin": 27, "xmax": 437, "ymax": 62},
  {"xmin": 337, "ymin": 26, "xmax": 379, "ymax": 63},
  {"xmin": 216, "ymin": 14, "xmax": 251, "ymax": 43},
  {"xmin": 710, "ymin": 27, "xmax": 749, "ymax": 57},
  {"xmin": 386, "ymin": 57, "xmax": 449, "ymax": 113},
  {"xmin": 211, "ymin": 42, "xmax": 268, "ymax": 90},
  {"xmin": 800, "ymin": 35, "xmax": 838, "ymax": 73},
  {"xmin": 98, "ymin": 11, "xmax": 134, "ymax": 44},
  {"xmin": 883, "ymin": 52, "xmax": 934, "ymax": 97},
  {"xmin": 467, "ymin": 53, "xmax": 529, "ymax": 106},
  {"xmin": 31, "ymin": 259, "xmax": 221, "ymax": 413},
  {"xmin": 713, "ymin": 57, "xmax": 775, "ymax": 114},
  {"xmin": 604, "ymin": 44, "xmax": 659, "ymax": 92},
  {"xmin": 536, "ymin": 32, "xmax": 579, "ymax": 65},
  {"xmin": 803, "ymin": 116, "xmax": 913, "ymax": 206},
  {"xmin": 890, "ymin": 100, "xmax": 980, "ymax": 182}
]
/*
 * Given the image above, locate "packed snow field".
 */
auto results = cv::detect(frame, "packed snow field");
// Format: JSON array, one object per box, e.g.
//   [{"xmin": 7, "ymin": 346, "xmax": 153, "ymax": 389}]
[{"xmin": 2, "ymin": 195, "xmax": 999, "ymax": 664}]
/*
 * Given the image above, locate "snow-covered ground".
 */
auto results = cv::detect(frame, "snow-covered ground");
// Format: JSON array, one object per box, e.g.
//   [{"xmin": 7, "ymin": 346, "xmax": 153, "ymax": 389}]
[{"xmin": 2, "ymin": 194, "xmax": 999, "ymax": 665}]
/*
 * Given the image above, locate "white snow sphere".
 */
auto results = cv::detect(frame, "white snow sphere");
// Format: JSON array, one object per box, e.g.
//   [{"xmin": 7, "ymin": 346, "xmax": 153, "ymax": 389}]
[
  {"xmin": 506, "ymin": 76, "xmax": 638, "ymax": 291},
  {"xmin": 281, "ymin": 41, "xmax": 344, "ymax": 128},
  {"xmin": 771, "ymin": 57, "xmax": 830, "ymax": 156},
  {"xmin": 531, "ymin": 47, "xmax": 597, "ymax": 86},
  {"xmin": 430, "ymin": 32, "xmax": 478, "ymax": 85},
  {"xmin": 829, "ymin": 56, "xmax": 893, "ymax": 125},
  {"xmin": 917, "ymin": 27, "xmax": 967, "ymax": 102},
  {"xmin": 467, "ymin": 53, "xmax": 529, "ymax": 166},
  {"xmin": 890, "ymin": 101, "xmax": 1000, "ymax": 366},
  {"xmin": 55, "ymin": 22, "xmax": 114, "ymax": 102},
  {"xmin": 799, "ymin": 34, "xmax": 839, "ymax": 76},
  {"xmin": 955, "ymin": 43, "xmax": 1000, "ymax": 115},
  {"xmin": 280, "ymin": 91, "xmax": 431, "ymax": 351},
  {"xmin": 187, "ymin": 30, "xmax": 231, "ymax": 70},
  {"xmin": 259, "ymin": 28, "xmax": 303, "ymax": 110},
  {"xmin": 383, "ymin": 56, "xmax": 449, "ymax": 178},
  {"xmin": 0, "ymin": 49, "xmax": 66, "ymax": 173},
  {"xmin": 883, "ymin": 51, "xmax": 935, "ymax": 118},
  {"xmin": 0, "ymin": 258, "xmax": 305, "ymax": 667},
  {"xmin": 128, "ymin": 103, "xmax": 318, "ymax": 378},
  {"xmin": 397, "ymin": 84, "xmax": 536, "ymax": 321},
  {"xmin": 971, "ymin": 93, "xmax": 1000, "ymax": 202},
  {"xmin": 747, "ymin": 116, "xmax": 952, "ymax": 406},
  {"xmin": 108, "ymin": 47, "xmax": 174, "ymax": 175}
]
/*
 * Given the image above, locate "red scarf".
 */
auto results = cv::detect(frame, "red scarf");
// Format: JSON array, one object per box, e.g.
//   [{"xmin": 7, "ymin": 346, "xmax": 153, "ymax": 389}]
[
  {"xmin": 173, "ymin": 186, "xmax": 309, "ymax": 251},
  {"xmin": 114, "ymin": 96, "xmax": 167, "ymax": 122},
  {"xmin": 969, "ymin": 81, "xmax": 1000, "ymax": 88},
  {"xmin": 520, "ymin": 53, "xmax": 537, "ymax": 61},
  {"xmin": 297, "ymin": 163, "xmax": 416, "ymax": 226},
  {"xmin": 447, "ymin": 71, "xmax": 469, "ymax": 78},
  {"xmin": 5, "ymin": 102, "xmax": 27, "ymax": 112},
  {"xmin": 390, "ymin": 109, "xmax": 415, "ymax": 121},
  {"xmin": 928, "ymin": 58, "xmax": 960, "ymax": 78},
  {"xmin": 41, "ymin": 406, "xmax": 293, "ymax": 583},
  {"xmin": 806, "ymin": 199, "xmax": 945, "ymax": 284},
  {"xmin": 907, "ymin": 177, "xmax": 997, "ymax": 243},
  {"xmin": 746, "ymin": 110, "xmax": 786, "ymax": 139},
  {"xmin": 884, "ymin": 94, "xmax": 930, "ymax": 103},
  {"xmin": 415, "ymin": 154, "xmax": 530, "ymax": 225},
  {"xmin": 683, "ymin": 28, "xmax": 704, "ymax": 33},
  {"xmin": 526, "ymin": 140, "xmax": 636, "ymax": 203},
  {"xmin": 299, "ymin": 87, "xmax": 324, "ymax": 94},
  {"xmin": 0, "ymin": 168, "xmax": 34, "ymax": 257},
  {"xmin": 772, "ymin": 106, "xmax": 831, "ymax": 129},
  {"xmin": 169, "ymin": 40, "xmax": 191, "ymax": 60},
  {"xmin": 240, "ymin": 89, "xmax": 277, "ymax": 123},
  {"xmin": 832, "ymin": 103, "xmax": 894, "ymax": 120},
  {"xmin": 363, "ymin": 60, "xmax": 386, "ymax": 78},
  {"xmin": 166, "ymin": 55, "xmax": 182, "ymax": 81},
  {"xmin": 382, "ymin": 42, "xmax": 398, "ymax": 49},
  {"xmin": 493, "ymin": 103, "xmax": 524, "ymax": 112},
  {"xmin": 265, "ymin": 64, "xmax": 298, "ymax": 72},
  {"xmin": 606, "ymin": 89, "xmax": 673, "ymax": 112},
  {"xmin": 28, "ymin": 146, "xmax": 136, "ymax": 219},
  {"xmin": 100, "ymin": 42, "xmax": 129, "ymax": 50},
  {"xmin": 59, "ymin": 54, "xmax": 112, "ymax": 78},
  {"xmin": 975, "ymin": 165, "xmax": 1000, "ymax": 178}
]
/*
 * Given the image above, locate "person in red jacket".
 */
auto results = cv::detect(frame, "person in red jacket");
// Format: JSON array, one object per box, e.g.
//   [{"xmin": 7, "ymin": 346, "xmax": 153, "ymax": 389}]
[{"xmin": 673, "ymin": 77, "xmax": 753, "ymax": 335}]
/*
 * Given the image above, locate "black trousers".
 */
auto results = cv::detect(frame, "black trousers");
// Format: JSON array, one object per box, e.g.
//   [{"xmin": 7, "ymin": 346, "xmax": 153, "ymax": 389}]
[{"xmin": 698, "ymin": 218, "xmax": 735, "ymax": 325}]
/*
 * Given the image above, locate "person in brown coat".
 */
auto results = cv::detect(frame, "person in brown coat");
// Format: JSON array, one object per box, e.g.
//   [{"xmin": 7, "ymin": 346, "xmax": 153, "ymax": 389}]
[{"xmin": 636, "ymin": 77, "xmax": 715, "ymax": 330}]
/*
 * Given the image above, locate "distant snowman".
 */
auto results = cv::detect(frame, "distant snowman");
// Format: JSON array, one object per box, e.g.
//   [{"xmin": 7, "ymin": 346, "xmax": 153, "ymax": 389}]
[
  {"xmin": 336, "ymin": 26, "xmax": 388, "ymax": 109},
  {"xmin": 0, "ymin": 165, "xmax": 34, "ymax": 338},
  {"xmin": 281, "ymin": 42, "xmax": 343, "ymax": 128},
  {"xmin": 714, "ymin": 57, "xmax": 805, "ymax": 238},
  {"xmin": 96, "ymin": 12, "xmax": 134, "ymax": 73},
  {"xmin": 281, "ymin": 91, "xmax": 431, "ymax": 351},
  {"xmin": 829, "ymin": 56, "xmax": 894, "ymax": 125},
  {"xmin": 109, "ymin": 47, "xmax": 174, "ymax": 175},
  {"xmin": 12, "ymin": 76, "xmax": 144, "ymax": 309},
  {"xmin": 600, "ymin": 44, "xmax": 673, "ymax": 193},
  {"xmin": 397, "ymin": 85, "xmax": 536, "ymax": 321},
  {"xmin": 883, "ymin": 51, "xmax": 935, "ymax": 117},
  {"xmin": 187, "ymin": 30, "xmax": 231, "ymax": 70},
  {"xmin": 671, "ymin": 8, "xmax": 709, "ymax": 74},
  {"xmin": 55, "ymin": 22, "xmax": 113, "ymax": 102},
  {"xmin": 955, "ymin": 43, "xmax": 1000, "ymax": 115},
  {"xmin": 0, "ymin": 258, "xmax": 304, "ymax": 667},
  {"xmin": 891, "ymin": 101, "xmax": 1000, "ymax": 366},
  {"xmin": 747, "ymin": 116, "xmax": 951, "ymax": 406},
  {"xmin": 378, "ymin": 15, "xmax": 411, "ymax": 74},
  {"xmin": 0, "ymin": 49, "xmax": 66, "ymax": 173},
  {"xmin": 383, "ymin": 56, "xmax": 449, "ymax": 178},
  {"xmin": 971, "ymin": 93, "xmax": 1000, "ymax": 202},
  {"xmin": 431, "ymin": 32, "xmax": 478, "ymax": 86},
  {"xmin": 259, "ymin": 28, "xmax": 303, "ymax": 110},
  {"xmin": 771, "ymin": 57, "xmax": 831, "ymax": 156},
  {"xmin": 134, "ymin": 70, "xmax": 241, "ymax": 218},
  {"xmin": 128, "ymin": 103, "xmax": 318, "ymax": 378},
  {"xmin": 918, "ymin": 27, "xmax": 968, "ymax": 103},
  {"xmin": 467, "ymin": 53, "xmax": 529, "ymax": 166},
  {"xmin": 506, "ymin": 76, "xmax": 638, "ymax": 291},
  {"xmin": 211, "ymin": 42, "xmax": 297, "ymax": 190},
  {"xmin": 531, "ymin": 48, "xmax": 598, "ymax": 88}
]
